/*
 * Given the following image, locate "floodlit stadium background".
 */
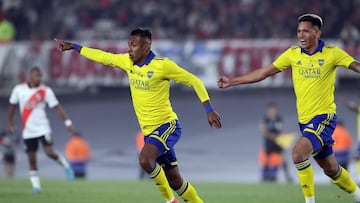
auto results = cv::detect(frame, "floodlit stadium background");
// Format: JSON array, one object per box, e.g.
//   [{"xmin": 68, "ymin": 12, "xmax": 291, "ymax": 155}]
[{"xmin": 0, "ymin": 0, "xmax": 360, "ymax": 182}]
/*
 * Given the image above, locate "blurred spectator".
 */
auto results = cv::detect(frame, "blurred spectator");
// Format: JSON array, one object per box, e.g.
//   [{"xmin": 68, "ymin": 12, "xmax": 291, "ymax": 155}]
[
  {"xmin": 340, "ymin": 22, "xmax": 360, "ymax": 47},
  {"xmin": 0, "ymin": 130, "xmax": 17, "ymax": 178},
  {"xmin": 332, "ymin": 119, "xmax": 353, "ymax": 170},
  {"xmin": 0, "ymin": 8, "xmax": 15, "ymax": 43},
  {"xmin": 65, "ymin": 132, "xmax": 90, "ymax": 179},
  {"xmin": 2, "ymin": 0, "xmax": 360, "ymax": 40}
]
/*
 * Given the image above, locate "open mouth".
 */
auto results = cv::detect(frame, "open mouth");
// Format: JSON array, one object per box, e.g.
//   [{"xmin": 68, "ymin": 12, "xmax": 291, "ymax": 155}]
[{"xmin": 299, "ymin": 39, "xmax": 307, "ymax": 46}]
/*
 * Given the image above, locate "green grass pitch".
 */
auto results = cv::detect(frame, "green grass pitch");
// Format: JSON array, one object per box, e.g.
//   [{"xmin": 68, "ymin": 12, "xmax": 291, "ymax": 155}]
[{"xmin": 0, "ymin": 179, "xmax": 354, "ymax": 203}]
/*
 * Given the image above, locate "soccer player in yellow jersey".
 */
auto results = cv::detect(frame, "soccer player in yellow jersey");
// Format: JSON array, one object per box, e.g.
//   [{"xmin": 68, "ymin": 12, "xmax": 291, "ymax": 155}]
[
  {"xmin": 218, "ymin": 14, "xmax": 360, "ymax": 203},
  {"xmin": 341, "ymin": 96, "xmax": 360, "ymax": 180},
  {"xmin": 55, "ymin": 28, "xmax": 221, "ymax": 203}
]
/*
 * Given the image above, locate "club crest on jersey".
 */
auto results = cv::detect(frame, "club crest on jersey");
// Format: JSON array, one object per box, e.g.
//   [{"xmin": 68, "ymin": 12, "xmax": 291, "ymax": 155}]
[
  {"xmin": 318, "ymin": 59, "xmax": 325, "ymax": 66},
  {"xmin": 147, "ymin": 71, "xmax": 154, "ymax": 79}
]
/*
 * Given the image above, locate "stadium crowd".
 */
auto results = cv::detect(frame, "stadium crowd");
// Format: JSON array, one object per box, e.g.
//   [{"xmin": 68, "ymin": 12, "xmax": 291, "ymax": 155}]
[{"xmin": 1, "ymin": 0, "xmax": 360, "ymax": 42}]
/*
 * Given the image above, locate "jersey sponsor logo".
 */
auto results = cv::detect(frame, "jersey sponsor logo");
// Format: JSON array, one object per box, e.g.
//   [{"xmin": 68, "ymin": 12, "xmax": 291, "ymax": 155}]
[
  {"xmin": 22, "ymin": 88, "xmax": 46, "ymax": 130},
  {"xmin": 298, "ymin": 68, "xmax": 321, "ymax": 79},
  {"xmin": 130, "ymin": 78, "xmax": 150, "ymax": 90}
]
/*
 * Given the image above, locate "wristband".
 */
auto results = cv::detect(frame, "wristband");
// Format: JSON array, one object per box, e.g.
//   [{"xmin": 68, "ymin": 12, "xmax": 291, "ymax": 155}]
[
  {"xmin": 205, "ymin": 104, "xmax": 214, "ymax": 113},
  {"xmin": 64, "ymin": 119, "xmax": 72, "ymax": 127},
  {"xmin": 72, "ymin": 43, "xmax": 81, "ymax": 52}
]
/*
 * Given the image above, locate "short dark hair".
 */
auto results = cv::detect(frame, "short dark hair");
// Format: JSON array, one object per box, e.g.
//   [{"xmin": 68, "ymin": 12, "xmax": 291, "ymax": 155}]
[
  {"xmin": 30, "ymin": 66, "xmax": 41, "ymax": 72},
  {"xmin": 298, "ymin": 14, "xmax": 323, "ymax": 29},
  {"xmin": 267, "ymin": 102, "xmax": 277, "ymax": 108},
  {"xmin": 130, "ymin": 28, "xmax": 152, "ymax": 42}
]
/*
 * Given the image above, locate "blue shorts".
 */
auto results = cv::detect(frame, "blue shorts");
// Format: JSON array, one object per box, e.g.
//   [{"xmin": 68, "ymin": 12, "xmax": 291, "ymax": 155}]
[
  {"xmin": 298, "ymin": 113, "xmax": 337, "ymax": 160},
  {"xmin": 144, "ymin": 120, "xmax": 181, "ymax": 170}
]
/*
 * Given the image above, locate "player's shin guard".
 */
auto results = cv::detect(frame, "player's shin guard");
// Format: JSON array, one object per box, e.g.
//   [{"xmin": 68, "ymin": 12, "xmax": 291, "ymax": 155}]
[
  {"xmin": 29, "ymin": 170, "xmax": 41, "ymax": 190},
  {"xmin": 295, "ymin": 159, "xmax": 315, "ymax": 203},
  {"xmin": 175, "ymin": 180, "xmax": 203, "ymax": 203},
  {"xmin": 149, "ymin": 163, "xmax": 174, "ymax": 202},
  {"xmin": 330, "ymin": 166, "xmax": 360, "ymax": 201}
]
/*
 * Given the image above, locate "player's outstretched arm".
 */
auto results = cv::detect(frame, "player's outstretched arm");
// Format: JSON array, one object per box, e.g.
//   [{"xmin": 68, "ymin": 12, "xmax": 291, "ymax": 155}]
[
  {"xmin": 202, "ymin": 100, "xmax": 222, "ymax": 129},
  {"xmin": 54, "ymin": 38, "xmax": 128, "ymax": 69},
  {"xmin": 54, "ymin": 38, "xmax": 82, "ymax": 52},
  {"xmin": 217, "ymin": 64, "xmax": 280, "ymax": 88},
  {"xmin": 349, "ymin": 61, "xmax": 360, "ymax": 73}
]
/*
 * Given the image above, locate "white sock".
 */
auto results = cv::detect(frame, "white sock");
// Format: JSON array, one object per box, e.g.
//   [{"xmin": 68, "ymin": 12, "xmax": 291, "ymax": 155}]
[
  {"xmin": 352, "ymin": 187, "xmax": 360, "ymax": 202},
  {"xmin": 305, "ymin": 197, "xmax": 315, "ymax": 203},
  {"xmin": 166, "ymin": 197, "xmax": 175, "ymax": 203},
  {"xmin": 29, "ymin": 170, "xmax": 41, "ymax": 189},
  {"xmin": 56, "ymin": 154, "xmax": 70, "ymax": 168}
]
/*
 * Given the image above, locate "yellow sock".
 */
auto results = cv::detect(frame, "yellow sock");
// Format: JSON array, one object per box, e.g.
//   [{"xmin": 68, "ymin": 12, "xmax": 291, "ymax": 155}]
[
  {"xmin": 176, "ymin": 180, "xmax": 203, "ymax": 203},
  {"xmin": 149, "ymin": 163, "xmax": 174, "ymax": 201},
  {"xmin": 295, "ymin": 159, "xmax": 314, "ymax": 200},
  {"xmin": 331, "ymin": 166, "xmax": 357, "ymax": 195}
]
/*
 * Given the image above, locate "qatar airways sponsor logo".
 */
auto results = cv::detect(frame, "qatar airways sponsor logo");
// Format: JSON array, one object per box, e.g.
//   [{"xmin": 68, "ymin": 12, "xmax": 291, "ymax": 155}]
[
  {"xmin": 130, "ymin": 78, "xmax": 150, "ymax": 90},
  {"xmin": 298, "ymin": 68, "xmax": 321, "ymax": 79}
]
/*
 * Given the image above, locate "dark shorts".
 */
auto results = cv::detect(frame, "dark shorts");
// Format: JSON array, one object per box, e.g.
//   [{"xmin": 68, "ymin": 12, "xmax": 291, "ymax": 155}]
[
  {"xmin": 24, "ymin": 135, "xmax": 53, "ymax": 152},
  {"xmin": 299, "ymin": 113, "xmax": 336, "ymax": 160},
  {"xmin": 3, "ymin": 153, "xmax": 15, "ymax": 164},
  {"xmin": 144, "ymin": 120, "xmax": 181, "ymax": 170}
]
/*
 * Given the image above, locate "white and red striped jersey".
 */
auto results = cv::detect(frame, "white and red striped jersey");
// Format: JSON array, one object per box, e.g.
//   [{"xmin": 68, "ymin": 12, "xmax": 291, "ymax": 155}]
[{"xmin": 9, "ymin": 83, "xmax": 59, "ymax": 139}]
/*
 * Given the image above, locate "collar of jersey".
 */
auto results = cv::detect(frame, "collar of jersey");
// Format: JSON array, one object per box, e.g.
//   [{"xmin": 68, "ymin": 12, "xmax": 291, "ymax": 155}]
[
  {"xmin": 301, "ymin": 40, "xmax": 324, "ymax": 56},
  {"xmin": 134, "ymin": 51, "xmax": 155, "ymax": 67}
]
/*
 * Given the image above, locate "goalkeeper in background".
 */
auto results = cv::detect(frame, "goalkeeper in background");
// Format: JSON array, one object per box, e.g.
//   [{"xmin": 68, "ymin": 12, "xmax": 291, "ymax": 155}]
[
  {"xmin": 218, "ymin": 14, "xmax": 360, "ymax": 203},
  {"xmin": 55, "ymin": 28, "xmax": 221, "ymax": 203}
]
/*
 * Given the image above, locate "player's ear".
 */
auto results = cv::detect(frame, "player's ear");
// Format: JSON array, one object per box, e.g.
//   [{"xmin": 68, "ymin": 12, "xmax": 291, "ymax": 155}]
[
  {"xmin": 143, "ymin": 43, "xmax": 150, "ymax": 53},
  {"xmin": 316, "ymin": 30, "xmax": 321, "ymax": 39}
]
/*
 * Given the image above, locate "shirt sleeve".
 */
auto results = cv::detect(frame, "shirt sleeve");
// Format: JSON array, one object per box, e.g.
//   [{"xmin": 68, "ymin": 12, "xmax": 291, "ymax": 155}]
[
  {"xmin": 272, "ymin": 48, "xmax": 292, "ymax": 71},
  {"xmin": 163, "ymin": 58, "xmax": 210, "ymax": 102},
  {"xmin": 333, "ymin": 46, "xmax": 356, "ymax": 69},
  {"xmin": 9, "ymin": 85, "xmax": 19, "ymax": 104},
  {"xmin": 45, "ymin": 87, "xmax": 59, "ymax": 108},
  {"xmin": 80, "ymin": 47, "xmax": 132, "ymax": 71}
]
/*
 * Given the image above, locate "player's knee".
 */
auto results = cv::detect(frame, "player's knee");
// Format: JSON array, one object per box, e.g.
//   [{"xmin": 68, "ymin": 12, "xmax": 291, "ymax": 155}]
[
  {"xmin": 139, "ymin": 155, "xmax": 154, "ymax": 172},
  {"xmin": 291, "ymin": 144, "xmax": 311, "ymax": 163},
  {"xmin": 291, "ymin": 148, "xmax": 304, "ymax": 163}
]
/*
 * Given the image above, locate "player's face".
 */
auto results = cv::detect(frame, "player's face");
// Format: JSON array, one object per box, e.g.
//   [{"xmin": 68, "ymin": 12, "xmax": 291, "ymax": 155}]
[
  {"xmin": 297, "ymin": 21, "xmax": 321, "ymax": 52},
  {"xmin": 128, "ymin": 35, "xmax": 149, "ymax": 64},
  {"xmin": 267, "ymin": 106, "xmax": 277, "ymax": 118},
  {"xmin": 29, "ymin": 69, "xmax": 42, "ymax": 86}
]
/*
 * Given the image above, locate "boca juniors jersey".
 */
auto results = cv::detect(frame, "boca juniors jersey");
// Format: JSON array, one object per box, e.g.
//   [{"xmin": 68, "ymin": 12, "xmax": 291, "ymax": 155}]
[{"xmin": 80, "ymin": 47, "xmax": 210, "ymax": 135}]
